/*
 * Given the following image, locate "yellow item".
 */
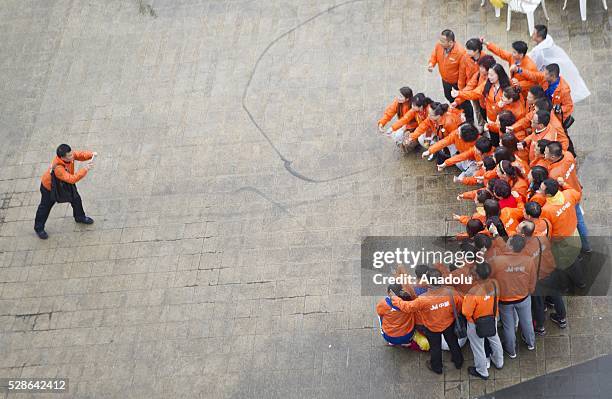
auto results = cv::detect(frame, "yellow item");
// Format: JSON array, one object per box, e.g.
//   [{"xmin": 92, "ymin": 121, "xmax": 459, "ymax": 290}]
[
  {"xmin": 490, "ymin": 0, "xmax": 506, "ymax": 8},
  {"xmin": 413, "ymin": 330, "xmax": 430, "ymax": 351}
]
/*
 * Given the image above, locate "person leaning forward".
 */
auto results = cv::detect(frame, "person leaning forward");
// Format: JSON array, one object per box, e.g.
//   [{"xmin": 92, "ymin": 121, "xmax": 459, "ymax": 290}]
[
  {"xmin": 392, "ymin": 268, "xmax": 464, "ymax": 374},
  {"xmin": 34, "ymin": 144, "xmax": 96, "ymax": 239}
]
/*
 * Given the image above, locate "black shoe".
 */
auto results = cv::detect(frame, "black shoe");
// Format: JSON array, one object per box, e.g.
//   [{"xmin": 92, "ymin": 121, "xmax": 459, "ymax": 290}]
[
  {"xmin": 75, "ymin": 217, "xmax": 94, "ymax": 225},
  {"xmin": 35, "ymin": 229, "xmax": 48, "ymax": 239},
  {"xmin": 468, "ymin": 366, "xmax": 489, "ymax": 380},
  {"xmin": 550, "ymin": 313, "xmax": 568, "ymax": 328},
  {"xmin": 425, "ymin": 360, "xmax": 443, "ymax": 375},
  {"xmin": 574, "ymin": 281, "xmax": 587, "ymax": 289},
  {"xmin": 535, "ymin": 326, "xmax": 547, "ymax": 336}
]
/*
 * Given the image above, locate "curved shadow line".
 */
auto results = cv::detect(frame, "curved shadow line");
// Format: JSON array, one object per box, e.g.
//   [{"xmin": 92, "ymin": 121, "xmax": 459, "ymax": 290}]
[{"xmin": 242, "ymin": 0, "xmax": 372, "ymax": 183}]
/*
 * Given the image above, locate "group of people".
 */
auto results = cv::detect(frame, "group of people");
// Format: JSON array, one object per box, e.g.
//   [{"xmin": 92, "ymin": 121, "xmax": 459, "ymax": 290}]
[{"xmin": 376, "ymin": 25, "xmax": 592, "ymax": 380}]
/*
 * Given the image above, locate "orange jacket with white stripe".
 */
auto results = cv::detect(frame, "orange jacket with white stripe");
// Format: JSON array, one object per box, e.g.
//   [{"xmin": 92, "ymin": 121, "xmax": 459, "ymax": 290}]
[
  {"xmin": 546, "ymin": 152, "xmax": 582, "ymax": 194},
  {"xmin": 518, "ymin": 71, "xmax": 574, "ymax": 117},
  {"xmin": 462, "ymin": 279, "xmax": 499, "ymax": 323},
  {"xmin": 392, "ymin": 287, "xmax": 463, "ymax": 333},
  {"xmin": 376, "ymin": 297, "xmax": 415, "ymax": 337},
  {"xmin": 532, "ymin": 188, "xmax": 581, "ymax": 238},
  {"xmin": 486, "ymin": 41, "xmax": 538, "ymax": 95}
]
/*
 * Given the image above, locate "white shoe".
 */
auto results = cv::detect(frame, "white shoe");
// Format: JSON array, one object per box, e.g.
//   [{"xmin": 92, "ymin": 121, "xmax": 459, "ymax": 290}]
[
  {"xmin": 427, "ymin": 154, "xmax": 435, "ymax": 161},
  {"xmin": 486, "ymin": 357, "xmax": 491, "ymax": 369}
]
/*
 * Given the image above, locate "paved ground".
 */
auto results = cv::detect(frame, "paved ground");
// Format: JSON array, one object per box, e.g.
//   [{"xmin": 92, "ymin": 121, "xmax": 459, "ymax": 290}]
[{"xmin": 0, "ymin": 0, "xmax": 610, "ymax": 398}]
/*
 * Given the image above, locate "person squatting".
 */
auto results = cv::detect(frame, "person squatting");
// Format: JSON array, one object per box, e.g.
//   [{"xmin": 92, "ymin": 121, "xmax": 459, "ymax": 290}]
[{"xmin": 376, "ymin": 26, "xmax": 591, "ymax": 380}]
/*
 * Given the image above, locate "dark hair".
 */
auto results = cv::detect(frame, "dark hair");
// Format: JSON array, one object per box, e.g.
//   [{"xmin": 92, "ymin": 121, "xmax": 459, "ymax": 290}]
[
  {"xmin": 494, "ymin": 146, "xmax": 515, "ymax": 163},
  {"xmin": 415, "ymin": 264, "xmax": 430, "ymax": 278},
  {"xmin": 476, "ymin": 189, "xmax": 493, "ymax": 204},
  {"xmin": 478, "ymin": 55, "xmax": 496, "ymax": 70},
  {"xmin": 487, "ymin": 215, "xmax": 507, "ymax": 238},
  {"xmin": 56, "ymin": 144, "xmax": 72, "ymax": 158},
  {"xmin": 441, "ymin": 29, "xmax": 455, "ymax": 42},
  {"xmin": 520, "ymin": 220, "xmax": 536, "ymax": 237},
  {"xmin": 474, "ymin": 233, "xmax": 493, "ymax": 250},
  {"xmin": 535, "ymin": 24, "xmax": 548, "ymax": 39},
  {"xmin": 431, "ymin": 102, "xmax": 450, "ymax": 116},
  {"xmin": 467, "ymin": 219, "xmax": 485, "ymax": 237},
  {"xmin": 546, "ymin": 141, "xmax": 563, "ymax": 158},
  {"xmin": 503, "ymin": 86, "xmax": 521, "ymax": 102},
  {"xmin": 459, "ymin": 123, "xmax": 479, "ymax": 142},
  {"xmin": 475, "ymin": 262, "xmax": 491, "ymax": 280},
  {"xmin": 426, "ymin": 268, "xmax": 443, "ymax": 286},
  {"xmin": 545, "ymin": 63, "xmax": 560, "ymax": 78},
  {"xmin": 466, "ymin": 38, "xmax": 483, "ymax": 52},
  {"xmin": 388, "ymin": 284, "xmax": 411, "ymax": 301},
  {"xmin": 493, "ymin": 178, "xmax": 512, "ymax": 199},
  {"xmin": 501, "ymin": 133, "xmax": 519, "ymax": 152},
  {"xmin": 399, "ymin": 87, "xmax": 413, "ymax": 101},
  {"xmin": 475, "ymin": 136, "xmax": 492, "ymax": 154},
  {"xmin": 530, "ymin": 166, "xmax": 549, "ymax": 186},
  {"xmin": 542, "ymin": 178, "xmax": 560, "ymax": 196},
  {"xmin": 511, "ymin": 41, "xmax": 528, "ymax": 56},
  {"xmin": 498, "ymin": 160, "xmax": 518, "ymax": 180},
  {"xmin": 413, "ymin": 93, "xmax": 433, "ymax": 108},
  {"xmin": 487, "ymin": 178, "xmax": 499, "ymax": 192},
  {"xmin": 535, "ymin": 109, "xmax": 551, "ymax": 127},
  {"xmin": 498, "ymin": 110, "xmax": 517, "ymax": 134},
  {"xmin": 508, "ymin": 235, "xmax": 526, "ymax": 252},
  {"xmin": 484, "ymin": 199, "xmax": 500, "ymax": 218},
  {"xmin": 525, "ymin": 201, "xmax": 542, "ymax": 218},
  {"xmin": 483, "ymin": 64, "xmax": 511, "ymax": 99},
  {"xmin": 483, "ymin": 156, "xmax": 496, "ymax": 171},
  {"xmin": 459, "ymin": 241, "xmax": 478, "ymax": 257},
  {"xmin": 536, "ymin": 139, "xmax": 552, "ymax": 155},
  {"xmin": 529, "ymin": 85, "xmax": 546, "ymax": 99},
  {"xmin": 535, "ymin": 97, "xmax": 552, "ymax": 112}
]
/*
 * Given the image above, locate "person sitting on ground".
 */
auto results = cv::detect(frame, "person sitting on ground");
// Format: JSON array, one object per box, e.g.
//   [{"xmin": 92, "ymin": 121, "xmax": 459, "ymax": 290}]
[
  {"xmin": 447, "ymin": 136, "xmax": 493, "ymax": 179},
  {"xmin": 378, "ymin": 86, "xmax": 414, "ymax": 134},
  {"xmin": 422, "ymin": 123, "xmax": 480, "ymax": 172},
  {"xmin": 376, "ymin": 284, "xmax": 416, "ymax": 347},
  {"xmin": 408, "ymin": 102, "xmax": 464, "ymax": 158}
]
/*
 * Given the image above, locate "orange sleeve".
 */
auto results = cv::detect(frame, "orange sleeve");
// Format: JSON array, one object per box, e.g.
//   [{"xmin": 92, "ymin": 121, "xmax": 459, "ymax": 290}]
[
  {"xmin": 53, "ymin": 164, "xmax": 88, "ymax": 185},
  {"xmin": 428, "ymin": 132, "xmax": 455, "ymax": 154},
  {"xmin": 378, "ymin": 100, "xmax": 398, "ymax": 127},
  {"xmin": 559, "ymin": 85, "xmax": 574, "ymax": 116},
  {"xmin": 409, "ymin": 118, "xmax": 433, "ymax": 141},
  {"xmin": 564, "ymin": 188, "xmax": 582, "ymax": 205},
  {"xmin": 429, "ymin": 45, "xmax": 438, "ymax": 67},
  {"xmin": 461, "ymin": 189, "xmax": 479, "ymax": 200},
  {"xmin": 391, "ymin": 108, "xmax": 417, "ymax": 131},
  {"xmin": 487, "ymin": 122, "xmax": 500, "ymax": 134},
  {"xmin": 519, "ymin": 69, "xmax": 546, "ymax": 85},
  {"xmin": 456, "ymin": 80, "xmax": 485, "ymax": 103},
  {"xmin": 458, "ymin": 215, "xmax": 471, "ymax": 225},
  {"xmin": 530, "ymin": 193, "xmax": 547, "ymax": 207},
  {"xmin": 458, "ymin": 55, "xmax": 468, "ymax": 89},
  {"xmin": 461, "ymin": 295, "xmax": 477, "ymax": 322},
  {"xmin": 486, "ymin": 42, "xmax": 513, "ymax": 64},
  {"xmin": 445, "ymin": 148, "xmax": 475, "ymax": 166},
  {"xmin": 512, "ymin": 111, "xmax": 533, "ymax": 132},
  {"xmin": 392, "ymin": 296, "xmax": 420, "ymax": 313},
  {"xmin": 73, "ymin": 151, "xmax": 94, "ymax": 161}
]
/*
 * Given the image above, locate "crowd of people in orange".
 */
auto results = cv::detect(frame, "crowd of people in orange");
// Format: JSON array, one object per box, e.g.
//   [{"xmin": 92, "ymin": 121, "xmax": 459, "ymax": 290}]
[{"xmin": 375, "ymin": 25, "xmax": 591, "ymax": 379}]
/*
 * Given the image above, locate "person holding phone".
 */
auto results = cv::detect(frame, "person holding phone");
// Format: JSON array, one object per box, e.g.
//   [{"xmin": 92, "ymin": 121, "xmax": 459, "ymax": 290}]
[{"xmin": 34, "ymin": 144, "xmax": 97, "ymax": 239}]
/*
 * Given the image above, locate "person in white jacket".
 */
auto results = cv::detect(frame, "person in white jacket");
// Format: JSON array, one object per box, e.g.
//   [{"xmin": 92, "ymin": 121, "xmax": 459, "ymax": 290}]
[{"xmin": 529, "ymin": 25, "xmax": 591, "ymax": 104}]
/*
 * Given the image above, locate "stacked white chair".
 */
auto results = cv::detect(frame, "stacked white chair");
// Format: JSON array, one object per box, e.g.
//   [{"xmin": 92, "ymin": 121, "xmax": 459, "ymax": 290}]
[{"xmin": 563, "ymin": 0, "xmax": 608, "ymax": 21}]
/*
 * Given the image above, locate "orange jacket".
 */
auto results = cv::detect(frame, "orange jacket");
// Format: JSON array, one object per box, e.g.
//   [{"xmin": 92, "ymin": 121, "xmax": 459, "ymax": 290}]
[
  {"xmin": 433, "ymin": 263, "xmax": 477, "ymax": 295},
  {"xmin": 458, "ymin": 208, "xmax": 486, "ymax": 226},
  {"xmin": 487, "ymin": 99, "xmax": 526, "ymax": 134},
  {"xmin": 524, "ymin": 125, "xmax": 569, "ymax": 163},
  {"xmin": 445, "ymin": 146, "xmax": 493, "ymax": 167},
  {"xmin": 376, "ymin": 297, "xmax": 415, "ymax": 337},
  {"xmin": 486, "ymin": 42, "xmax": 538, "ymax": 95},
  {"xmin": 519, "ymin": 70, "xmax": 574, "ymax": 117},
  {"xmin": 429, "ymin": 42, "xmax": 466, "ymax": 84},
  {"xmin": 483, "ymin": 84, "xmax": 506, "ymax": 122},
  {"xmin": 532, "ymin": 188, "xmax": 581, "ymax": 237},
  {"xmin": 462, "ymin": 279, "xmax": 499, "ymax": 323},
  {"xmin": 532, "ymin": 217, "xmax": 552, "ymax": 239},
  {"xmin": 489, "ymin": 250, "xmax": 537, "ymax": 302},
  {"xmin": 41, "ymin": 151, "xmax": 94, "ymax": 191},
  {"xmin": 392, "ymin": 287, "xmax": 463, "ymax": 333},
  {"xmin": 523, "ymin": 236, "xmax": 556, "ymax": 280},
  {"xmin": 428, "ymin": 129, "xmax": 475, "ymax": 156},
  {"xmin": 409, "ymin": 108, "xmax": 463, "ymax": 142},
  {"xmin": 500, "ymin": 206, "xmax": 524, "ymax": 235},
  {"xmin": 458, "ymin": 53, "xmax": 484, "ymax": 90},
  {"xmin": 547, "ymin": 152, "xmax": 582, "ymax": 193},
  {"xmin": 379, "ymin": 99, "xmax": 412, "ymax": 129}
]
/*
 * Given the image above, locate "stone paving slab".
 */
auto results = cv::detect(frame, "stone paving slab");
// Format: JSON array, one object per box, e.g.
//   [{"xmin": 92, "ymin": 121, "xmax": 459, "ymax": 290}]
[{"xmin": 0, "ymin": 0, "xmax": 610, "ymax": 398}]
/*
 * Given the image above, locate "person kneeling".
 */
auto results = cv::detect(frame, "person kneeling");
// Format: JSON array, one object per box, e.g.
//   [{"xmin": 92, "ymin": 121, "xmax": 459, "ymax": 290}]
[{"xmin": 376, "ymin": 284, "xmax": 415, "ymax": 347}]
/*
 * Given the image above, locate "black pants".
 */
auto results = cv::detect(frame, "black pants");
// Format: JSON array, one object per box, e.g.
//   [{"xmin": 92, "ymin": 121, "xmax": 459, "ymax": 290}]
[
  {"xmin": 424, "ymin": 323, "xmax": 464, "ymax": 373},
  {"xmin": 442, "ymin": 80, "xmax": 474, "ymax": 124},
  {"xmin": 34, "ymin": 184, "xmax": 85, "ymax": 231},
  {"xmin": 532, "ymin": 293, "xmax": 566, "ymax": 328}
]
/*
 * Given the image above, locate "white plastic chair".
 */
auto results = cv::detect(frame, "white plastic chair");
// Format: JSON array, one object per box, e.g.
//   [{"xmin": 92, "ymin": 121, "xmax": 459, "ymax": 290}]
[
  {"xmin": 507, "ymin": 0, "xmax": 550, "ymax": 35},
  {"xmin": 481, "ymin": 0, "xmax": 503, "ymax": 17},
  {"xmin": 563, "ymin": 0, "xmax": 608, "ymax": 21}
]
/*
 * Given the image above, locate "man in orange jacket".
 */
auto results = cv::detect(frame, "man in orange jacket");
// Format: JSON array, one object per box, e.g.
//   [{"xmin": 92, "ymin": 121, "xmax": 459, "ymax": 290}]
[
  {"xmin": 34, "ymin": 144, "xmax": 96, "ymax": 239},
  {"xmin": 483, "ymin": 39, "xmax": 538, "ymax": 96},
  {"xmin": 459, "ymin": 38, "xmax": 488, "ymax": 130},
  {"xmin": 462, "ymin": 262, "xmax": 504, "ymax": 379},
  {"xmin": 392, "ymin": 268, "xmax": 464, "ymax": 374},
  {"xmin": 428, "ymin": 29, "xmax": 474, "ymax": 124},
  {"xmin": 488, "ymin": 235, "xmax": 537, "ymax": 358}
]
